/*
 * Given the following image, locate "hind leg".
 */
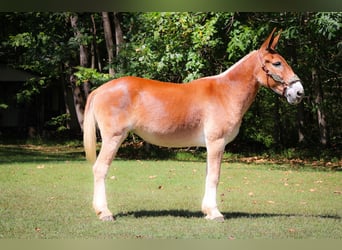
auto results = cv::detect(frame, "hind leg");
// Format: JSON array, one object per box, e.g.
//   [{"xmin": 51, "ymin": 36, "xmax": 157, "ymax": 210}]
[{"xmin": 92, "ymin": 133, "xmax": 127, "ymax": 221}]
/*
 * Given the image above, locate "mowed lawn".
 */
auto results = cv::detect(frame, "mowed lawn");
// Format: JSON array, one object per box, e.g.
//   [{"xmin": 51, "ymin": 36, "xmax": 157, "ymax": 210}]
[{"xmin": 0, "ymin": 144, "xmax": 341, "ymax": 239}]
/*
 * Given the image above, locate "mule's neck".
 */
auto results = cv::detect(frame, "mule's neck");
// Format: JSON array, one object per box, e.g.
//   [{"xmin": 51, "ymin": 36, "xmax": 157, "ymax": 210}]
[{"xmin": 217, "ymin": 50, "xmax": 261, "ymax": 115}]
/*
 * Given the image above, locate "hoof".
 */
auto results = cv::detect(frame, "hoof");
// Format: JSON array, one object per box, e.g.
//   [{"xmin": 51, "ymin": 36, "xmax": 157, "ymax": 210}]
[
  {"xmin": 205, "ymin": 214, "xmax": 225, "ymax": 222},
  {"xmin": 96, "ymin": 209, "xmax": 115, "ymax": 221},
  {"xmin": 100, "ymin": 215, "xmax": 115, "ymax": 221}
]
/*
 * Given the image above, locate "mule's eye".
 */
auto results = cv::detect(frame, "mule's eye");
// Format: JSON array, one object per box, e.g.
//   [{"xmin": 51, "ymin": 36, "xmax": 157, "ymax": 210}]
[{"xmin": 272, "ymin": 61, "xmax": 282, "ymax": 67}]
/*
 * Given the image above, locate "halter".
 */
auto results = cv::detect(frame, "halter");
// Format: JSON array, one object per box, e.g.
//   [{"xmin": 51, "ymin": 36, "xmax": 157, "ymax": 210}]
[{"xmin": 258, "ymin": 50, "xmax": 289, "ymax": 96}]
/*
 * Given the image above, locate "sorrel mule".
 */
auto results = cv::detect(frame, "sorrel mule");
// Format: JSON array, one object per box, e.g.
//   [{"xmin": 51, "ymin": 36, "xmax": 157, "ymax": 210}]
[{"xmin": 84, "ymin": 28, "xmax": 304, "ymax": 221}]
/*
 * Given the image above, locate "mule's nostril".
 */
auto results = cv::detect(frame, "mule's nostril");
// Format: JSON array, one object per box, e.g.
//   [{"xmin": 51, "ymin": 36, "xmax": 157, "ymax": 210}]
[{"xmin": 297, "ymin": 91, "xmax": 303, "ymax": 96}]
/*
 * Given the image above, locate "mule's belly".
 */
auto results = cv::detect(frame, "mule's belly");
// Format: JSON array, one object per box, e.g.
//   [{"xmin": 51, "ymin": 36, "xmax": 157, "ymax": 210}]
[{"xmin": 133, "ymin": 128, "xmax": 206, "ymax": 148}]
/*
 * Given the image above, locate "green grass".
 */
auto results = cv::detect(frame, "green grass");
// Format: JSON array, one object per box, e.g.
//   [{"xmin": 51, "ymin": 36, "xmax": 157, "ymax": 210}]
[{"xmin": 0, "ymin": 143, "xmax": 341, "ymax": 239}]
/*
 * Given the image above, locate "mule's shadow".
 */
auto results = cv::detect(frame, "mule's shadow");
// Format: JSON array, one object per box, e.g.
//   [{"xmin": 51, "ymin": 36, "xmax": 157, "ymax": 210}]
[{"xmin": 116, "ymin": 209, "xmax": 340, "ymax": 220}]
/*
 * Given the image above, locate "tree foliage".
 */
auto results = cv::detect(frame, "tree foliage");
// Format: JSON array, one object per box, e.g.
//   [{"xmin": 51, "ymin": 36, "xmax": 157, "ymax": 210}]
[{"xmin": 0, "ymin": 12, "xmax": 340, "ymax": 151}]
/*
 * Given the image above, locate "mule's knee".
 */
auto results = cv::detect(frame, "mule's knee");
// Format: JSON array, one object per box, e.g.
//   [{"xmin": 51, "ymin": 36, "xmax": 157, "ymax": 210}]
[{"xmin": 93, "ymin": 163, "xmax": 109, "ymax": 179}]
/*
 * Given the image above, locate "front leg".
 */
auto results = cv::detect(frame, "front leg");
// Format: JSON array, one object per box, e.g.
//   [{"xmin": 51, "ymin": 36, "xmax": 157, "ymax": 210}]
[{"xmin": 202, "ymin": 138, "xmax": 225, "ymax": 222}]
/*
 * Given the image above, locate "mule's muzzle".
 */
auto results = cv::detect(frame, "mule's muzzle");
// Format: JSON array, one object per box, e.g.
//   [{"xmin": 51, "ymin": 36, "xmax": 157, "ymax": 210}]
[{"xmin": 284, "ymin": 81, "xmax": 304, "ymax": 105}]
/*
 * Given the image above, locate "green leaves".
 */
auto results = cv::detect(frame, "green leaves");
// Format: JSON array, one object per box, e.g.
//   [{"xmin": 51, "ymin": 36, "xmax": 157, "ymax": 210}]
[
  {"xmin": 9, "ymin": 32, "xmax": 34, "ymax": 47},
  {"xmin": 16, "ymin": 77, "xmax": 47, "ymax": 104},
  {"xmin": 118, "ymin": 12, "xmax": 229, "ymax": 82},
  {"xmin": 73, "ymin": 66, "xmax": 112, "ymax": 88},
  {"xmin": 0, "ymin": 103, "xmax": 8, "ymax": 109},
  {"xmin": 46, "ymin": 113, "xmax": 71, "ymax": 132},
  {"xmin": 226, "ymin": 24, "xmax": 258, "ymax": 60},
  {"xmin": 311, "ymin": 12, "xmax": 341, "ymax": 40}
]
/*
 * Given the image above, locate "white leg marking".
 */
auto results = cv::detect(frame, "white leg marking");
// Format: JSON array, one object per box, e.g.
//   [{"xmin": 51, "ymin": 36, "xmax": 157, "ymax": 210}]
[
  {"xmin": 202, "ymin": 139, "xmax": 225, "ymax": 222},
  {"xmin": 92, "ymin": 135, "xmax": 126, "ymax": 221}
]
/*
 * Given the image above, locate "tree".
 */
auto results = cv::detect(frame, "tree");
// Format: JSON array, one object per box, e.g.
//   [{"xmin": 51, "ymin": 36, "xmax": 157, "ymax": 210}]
[
  {"xmin": 114, "ymin": 12, "xmax": 233, "ymax": 82},
  {"xmin": 113, "ymin": 12, "xmax": 124, "ymax": 56},
  {"xmin": 90, "ymin": 14, "xmax": 103, "ymax": 71},
  {"xmin": 292, "ymin": 12, "xmax": 341, "ymax": 146},
  {"xmin": 1, "ymin": 13, "xmax": 76, "ymax": 134},
  {"xmin": 69, "ymin": 13, "xmax": 91, "ymax": 131},
  {"xmin": 102, "ymin": 12, "xmax": 115, "ymax": 76}
]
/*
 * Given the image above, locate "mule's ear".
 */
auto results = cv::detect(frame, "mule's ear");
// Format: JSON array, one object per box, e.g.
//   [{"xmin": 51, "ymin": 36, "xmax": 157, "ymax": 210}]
[
  {"xmin": 260, "ymin": 27, "xmax": 277, "ymax": 51},
  {"xmin": 269, "ymin": 29, "xmax": 282, "ymax": 50}
]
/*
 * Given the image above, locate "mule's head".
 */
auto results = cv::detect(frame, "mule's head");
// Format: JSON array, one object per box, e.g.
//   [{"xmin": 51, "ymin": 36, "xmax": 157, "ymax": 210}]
[{"xmin": 256, "ymin": 28, "xmax": 304, "ymax": 105}]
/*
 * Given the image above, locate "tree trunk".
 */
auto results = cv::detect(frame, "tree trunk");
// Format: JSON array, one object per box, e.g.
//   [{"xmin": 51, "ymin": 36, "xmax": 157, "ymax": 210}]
[
  {"xmin": 70, "ymin": 15, "xmax": 89, "ymax": 68},
  {"xmin": 90, "ymin": 20, "xmax": 96, "ymax": 70},
  {"xmin": 113, "ymin": 12, "xmax": 124, "ymax": 56},
  {"xmin": 312, "ymin": 68, "xmax": 329, "ymax": 146},
  {"xmin": 102, "ymin": 12, "xmax": 115, "ymax": 76},
  {"xmin": 288, "ymin": 38, "xmax": 306, "ymax": 144},
  {"xmin": 90, "ymin": 14, "xmax": 102, "ymax": 72},
  {"xmin": 297, "ymin": 102, "xmax": 305, "ymax": 144},
  {"xmin": 70, "ymin": 14, "xmax": 91, "ymax": 131},
  {"xmin": 273, "ymin": 95, "xmax": 282, "ymax": 149},
  {"xmin": 61, "ymin": 64, "xmax": 71, "ymax": 130}
]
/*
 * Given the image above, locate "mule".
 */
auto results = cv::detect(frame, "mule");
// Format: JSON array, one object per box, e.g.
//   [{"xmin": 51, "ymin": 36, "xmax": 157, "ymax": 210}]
[{"xmin": 83, "ymin": 28, "xmax": 304, "ymax": 221}]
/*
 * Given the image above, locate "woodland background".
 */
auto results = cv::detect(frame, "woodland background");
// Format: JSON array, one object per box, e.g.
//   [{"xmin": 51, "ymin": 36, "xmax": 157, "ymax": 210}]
[{"xmin": 0, "ymin": 12, "xmax": 340, "ymax": 155}]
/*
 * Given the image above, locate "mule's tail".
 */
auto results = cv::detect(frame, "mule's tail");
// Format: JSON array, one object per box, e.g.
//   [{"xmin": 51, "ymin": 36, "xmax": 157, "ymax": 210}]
[{"xmin": 83, "ymin": 92, "xmax": 97, "ymax": 163}]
